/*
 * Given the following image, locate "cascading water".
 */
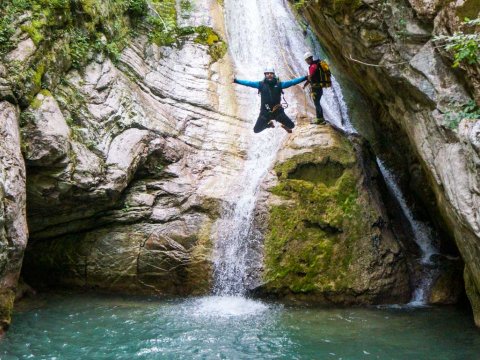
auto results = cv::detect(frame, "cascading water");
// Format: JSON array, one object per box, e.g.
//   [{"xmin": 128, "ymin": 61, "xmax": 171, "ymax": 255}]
[
  {"xmin": 212, "ymin": 0, "xmax": 349, "ymax": 296},
  {"xmin": 376, "ymin": 159, "xmax": 439, "ymax": 305}
]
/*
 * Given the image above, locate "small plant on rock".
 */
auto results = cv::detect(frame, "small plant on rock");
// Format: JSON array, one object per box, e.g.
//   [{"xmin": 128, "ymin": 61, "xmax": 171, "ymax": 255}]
[
  {"xmin": 444, "ymin": 100, "xmax": 480, "ymax": 129},
  {"xmin": 434, "ymin": 18, "xmax": 480, "ymax": 68}
]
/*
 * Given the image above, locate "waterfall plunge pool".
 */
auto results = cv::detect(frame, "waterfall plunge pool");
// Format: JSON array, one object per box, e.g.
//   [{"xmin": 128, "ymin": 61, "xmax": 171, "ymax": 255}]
[{"xmin": 1, "ymin": 292, "xmax": 479, "ymax": 359}]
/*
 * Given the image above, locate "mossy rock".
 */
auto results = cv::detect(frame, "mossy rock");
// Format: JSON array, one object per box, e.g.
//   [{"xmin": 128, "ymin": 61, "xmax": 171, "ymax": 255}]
[
  {"xmin": 194, "ymin": 26, "xmax": 228, "ymax": 63},
  {"xmin": 262, "ymin": 129, "xmax": 409, "ymax": 304},
  {"xmin": 0, "ymin": 289, "xmax": 15, "ymax": 332}
]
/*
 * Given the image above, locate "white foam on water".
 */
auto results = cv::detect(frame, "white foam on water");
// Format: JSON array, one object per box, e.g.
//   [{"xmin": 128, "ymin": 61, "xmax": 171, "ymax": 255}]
[{"xmin": 190, "ymin": 296, "xmax": 269, "ymax": 317}]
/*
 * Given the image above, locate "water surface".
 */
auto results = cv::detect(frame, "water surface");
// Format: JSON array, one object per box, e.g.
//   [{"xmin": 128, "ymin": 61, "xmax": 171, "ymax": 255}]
[{"xmin": 1, "ymin": 293, "xmax": 479, "ymax": 359}]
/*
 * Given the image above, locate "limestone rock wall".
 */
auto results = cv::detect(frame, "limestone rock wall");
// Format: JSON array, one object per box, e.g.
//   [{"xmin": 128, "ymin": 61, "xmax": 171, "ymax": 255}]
[
  {"xmin": 0, "ymin": 102, "xmax": 28, "ymax": 333},
  {"xmin": 1, "ymin": 0, "xmax": 247, "ymax": 296},
  {"xmin": 298, "ymin": 0, "xmax": 480, "ymax": 324}
]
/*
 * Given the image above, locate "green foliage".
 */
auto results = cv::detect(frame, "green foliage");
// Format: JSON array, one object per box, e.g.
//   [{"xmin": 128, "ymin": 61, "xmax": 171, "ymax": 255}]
[
  {"xmin": 147, "ymin": 0, "xmax": 179, "ymax": 46},
  {"xmin": 0, "ymin": 17, "xmax": 15, "ymax": 55},
  {"xmin": 395, "ymin": 18, "xmax": 408, "ymax": 40},
  {"xmin": 445, "ymin": 100, "xmax": 480, "ymax": 129},
  {"xmin": 293, "ymin": 0, "xmax": 310, "ymax": 10},
  {"xmin": 20, "ymin": 19, "xmax": 46, "ymax": 45},
  {"xmin": 292, "ymin": 0, "xmax": 361, "ymax": 14},
  {"xmin": 147, "ymin": 15, "xmax": 178, "ymax": 46},
  {"xmin": 180, "ymin": 0, "xmax": 193, "ymax": 13},
  {"xmin": 195, "ymin": 26, "xmax": 220, "ymax": 45},
  {"xmin": 194, "ymin": 26, "xmax": 228, "ymax": 62},
  {"xmin": 69, "ymin": 29, "xmax": 90, "ymax": 69},
  {"xmin": 434, "ymin": 18, "xmax": 480, "ymax": 68},
  {"xmin": 127, "ymin": 0, "xmax": 148, "ymax": 17},
  {"xmin": 209, "ymin": 41, "xmax": 227, "ymax": 62}
]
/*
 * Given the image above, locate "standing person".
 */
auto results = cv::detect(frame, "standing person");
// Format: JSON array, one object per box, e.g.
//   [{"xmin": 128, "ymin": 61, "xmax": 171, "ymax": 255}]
[
  {"xmin": 303, "ymin": 52, "xmax": 332, "ymax": 125},
  {"xmin": 233, "ymin": 66, "xmax": 307, "ymax": 133}
]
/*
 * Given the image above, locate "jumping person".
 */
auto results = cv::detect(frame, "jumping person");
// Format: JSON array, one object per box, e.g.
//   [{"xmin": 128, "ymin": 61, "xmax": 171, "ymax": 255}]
[
  {"xmin": 303, "ymin": 52, "xmax": 332, "ymax": 125},
  {"xmin": 233, "ymin": 66, "xmax": 307, "ymax": 133}
]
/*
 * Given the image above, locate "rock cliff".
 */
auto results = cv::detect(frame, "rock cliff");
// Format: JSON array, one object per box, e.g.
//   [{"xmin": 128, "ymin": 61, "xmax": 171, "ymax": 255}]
[
  {"xmin": 295, "ymin": 0, "xmax": 480, "ymax": 324},
  {"xmin": 0, "ymin": 102, "xmax": 28, "ymax": 334},
  {"xmin": 0, "ymin": 0, "xmax": 474, "ymax": 332}
]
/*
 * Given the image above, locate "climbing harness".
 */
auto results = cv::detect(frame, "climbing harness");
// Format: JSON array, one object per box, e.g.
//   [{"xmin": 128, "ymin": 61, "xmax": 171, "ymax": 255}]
[
  {"xmin": 265, "ymin": 101, "xmax": 288, "ymax": 114},
  {"xmin": 259, "ymin": 78, "xmax": 289, "ymax": 113}
]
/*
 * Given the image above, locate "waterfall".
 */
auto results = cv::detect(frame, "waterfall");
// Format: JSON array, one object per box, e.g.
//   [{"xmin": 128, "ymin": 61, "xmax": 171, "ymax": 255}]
[
  {"xmin": 213, "ymin": 0, "xmax": 437, "ymax": 305},
  {"xmin": 213, "ymin": 0, "xmax": 348, "ymax": 296},
  {"xmin": 376, "ymin": 159, "xmax": 438, "ymax": 305}
]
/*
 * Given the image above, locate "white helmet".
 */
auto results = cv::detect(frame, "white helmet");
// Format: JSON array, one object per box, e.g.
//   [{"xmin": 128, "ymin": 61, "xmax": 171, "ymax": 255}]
[
  {"xmin": 304, "ymin": 51, "xmax": 314, "ymax": 60},
  {"xmin": 264, "ymin": 66, "xmax": 275, "ymax": 73}
]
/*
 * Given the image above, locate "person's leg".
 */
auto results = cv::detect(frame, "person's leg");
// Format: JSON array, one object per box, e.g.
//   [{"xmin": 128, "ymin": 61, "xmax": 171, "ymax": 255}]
[
  {"xmin": 313, "ymin": 87, "xmax": 324, "ymax": 120},
  {"xmin": 253, "ymin": 113, "xmax": 273, "ymax": 133},
  {"xmin": 275, "ymin": 110, "xmax": 295, "ymax": 133}
]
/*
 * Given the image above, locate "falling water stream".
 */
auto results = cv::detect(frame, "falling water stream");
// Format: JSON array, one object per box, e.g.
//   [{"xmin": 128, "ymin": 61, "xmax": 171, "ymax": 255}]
[
  {"xmin": 377, "ymin": 159, "xmax": 439, "ymax": 305},
  {"xmin": 213, "ymin": 0, "xmax": 352, "ymax": 297}
]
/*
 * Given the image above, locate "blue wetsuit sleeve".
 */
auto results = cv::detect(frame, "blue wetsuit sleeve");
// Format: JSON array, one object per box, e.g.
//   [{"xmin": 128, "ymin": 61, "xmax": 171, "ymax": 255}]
[
  {"xmin": 233, "ymin": 79, "xmax": 261, "ymax": 89},
  {"xmin": 280, "ymin": 76, "xmax": 308, "ymax": 89}
]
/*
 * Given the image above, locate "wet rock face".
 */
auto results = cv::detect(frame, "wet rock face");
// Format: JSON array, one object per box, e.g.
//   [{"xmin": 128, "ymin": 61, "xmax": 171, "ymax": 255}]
[
  {"xmin": 260, "ymin": 126, "xmax": 410, "ymax": 304},
  {"xmin": 0, "ymin": 102, "xmax": 28, "ymax": 332},
  {"xmin": 299, "ymin": 0, "xmax": 480, "ymax": 321},
  {"xmin": 15, "ymin": 0, "xmax": 244, "ymax": 295}
]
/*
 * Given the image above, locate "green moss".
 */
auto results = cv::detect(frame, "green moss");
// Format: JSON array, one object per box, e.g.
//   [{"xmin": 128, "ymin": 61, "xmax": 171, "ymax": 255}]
[
  {"xmin": 275, "ymin": 134, "xmax": 355, "ymax": 179},
  {"xmin": 193, "ymin": 26, "xmax": 228, "ymax": 62},
  {"xmin": 20, "ymin": 19, "xmax": 46, "ymax": 45},
  {"xmin": 0, "ymin": 289, "xmax": 15, "ymax": 330},
  {"xmin": 293, "ymin": 0, "xmax": 362, "ymax": 16},
  {"xmin": 32, "ymin": 63, "xmax": 45, "ymax": 87},
  {"xmin": 30, "ymin": 98, "xmax": 42, "ymax": 110},
  {"xmin": 209, "ymin": 41, "xmax": 228, "ymax": 62},
  {"xmin": 195, "ymin": 26, "xmax": 220, "ymax": 46},
  {"xmin": 39, "ymin": 89, "xmax": 52, "ymax": 97}
]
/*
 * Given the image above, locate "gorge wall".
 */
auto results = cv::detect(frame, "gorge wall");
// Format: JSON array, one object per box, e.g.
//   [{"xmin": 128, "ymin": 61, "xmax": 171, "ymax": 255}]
[
  {"xmin": 295, "ymin": 0, "xmax": 480, "ymax": 323},
  {"xmin": 0, "ymin": 0, "xmax": 476, "ymax": 333}
]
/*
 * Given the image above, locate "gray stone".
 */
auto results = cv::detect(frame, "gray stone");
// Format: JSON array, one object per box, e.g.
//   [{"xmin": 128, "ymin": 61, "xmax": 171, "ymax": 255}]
[{"xmin": 0, "ymin": 102, "xmax": 28, "ymax": 332}]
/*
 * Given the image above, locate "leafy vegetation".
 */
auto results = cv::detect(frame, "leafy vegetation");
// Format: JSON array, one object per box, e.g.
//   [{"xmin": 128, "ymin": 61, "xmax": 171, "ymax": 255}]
[
  {"xmin": 445, "ymin": 100, "xmax": 480, "ymax": 129},
  {"xmin": 434, "ymin": 18, "xmax": 480, "ymax": 68},
  {"xmin": 194, "ymin": 26, "xmax": 228, "ymax": 62},
  {"xmin": 0, "ymin": 0, "xmax": 228, "ymax": 107}
]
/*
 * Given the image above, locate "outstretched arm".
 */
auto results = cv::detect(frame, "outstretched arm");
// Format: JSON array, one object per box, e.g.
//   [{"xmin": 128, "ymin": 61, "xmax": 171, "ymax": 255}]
[
  {"xmin": 233, "ymin": 78, "xmax": 261, "ymax": 89},
  {"xmin": 281, "ymin": 76, "xmax": 308, "ymax": 89}
]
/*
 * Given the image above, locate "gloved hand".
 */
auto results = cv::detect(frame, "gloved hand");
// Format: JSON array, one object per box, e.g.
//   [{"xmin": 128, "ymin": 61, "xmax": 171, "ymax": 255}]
[{"xmin": 232, "ymin": 77, "xmax": 237, "ymax": 83}]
